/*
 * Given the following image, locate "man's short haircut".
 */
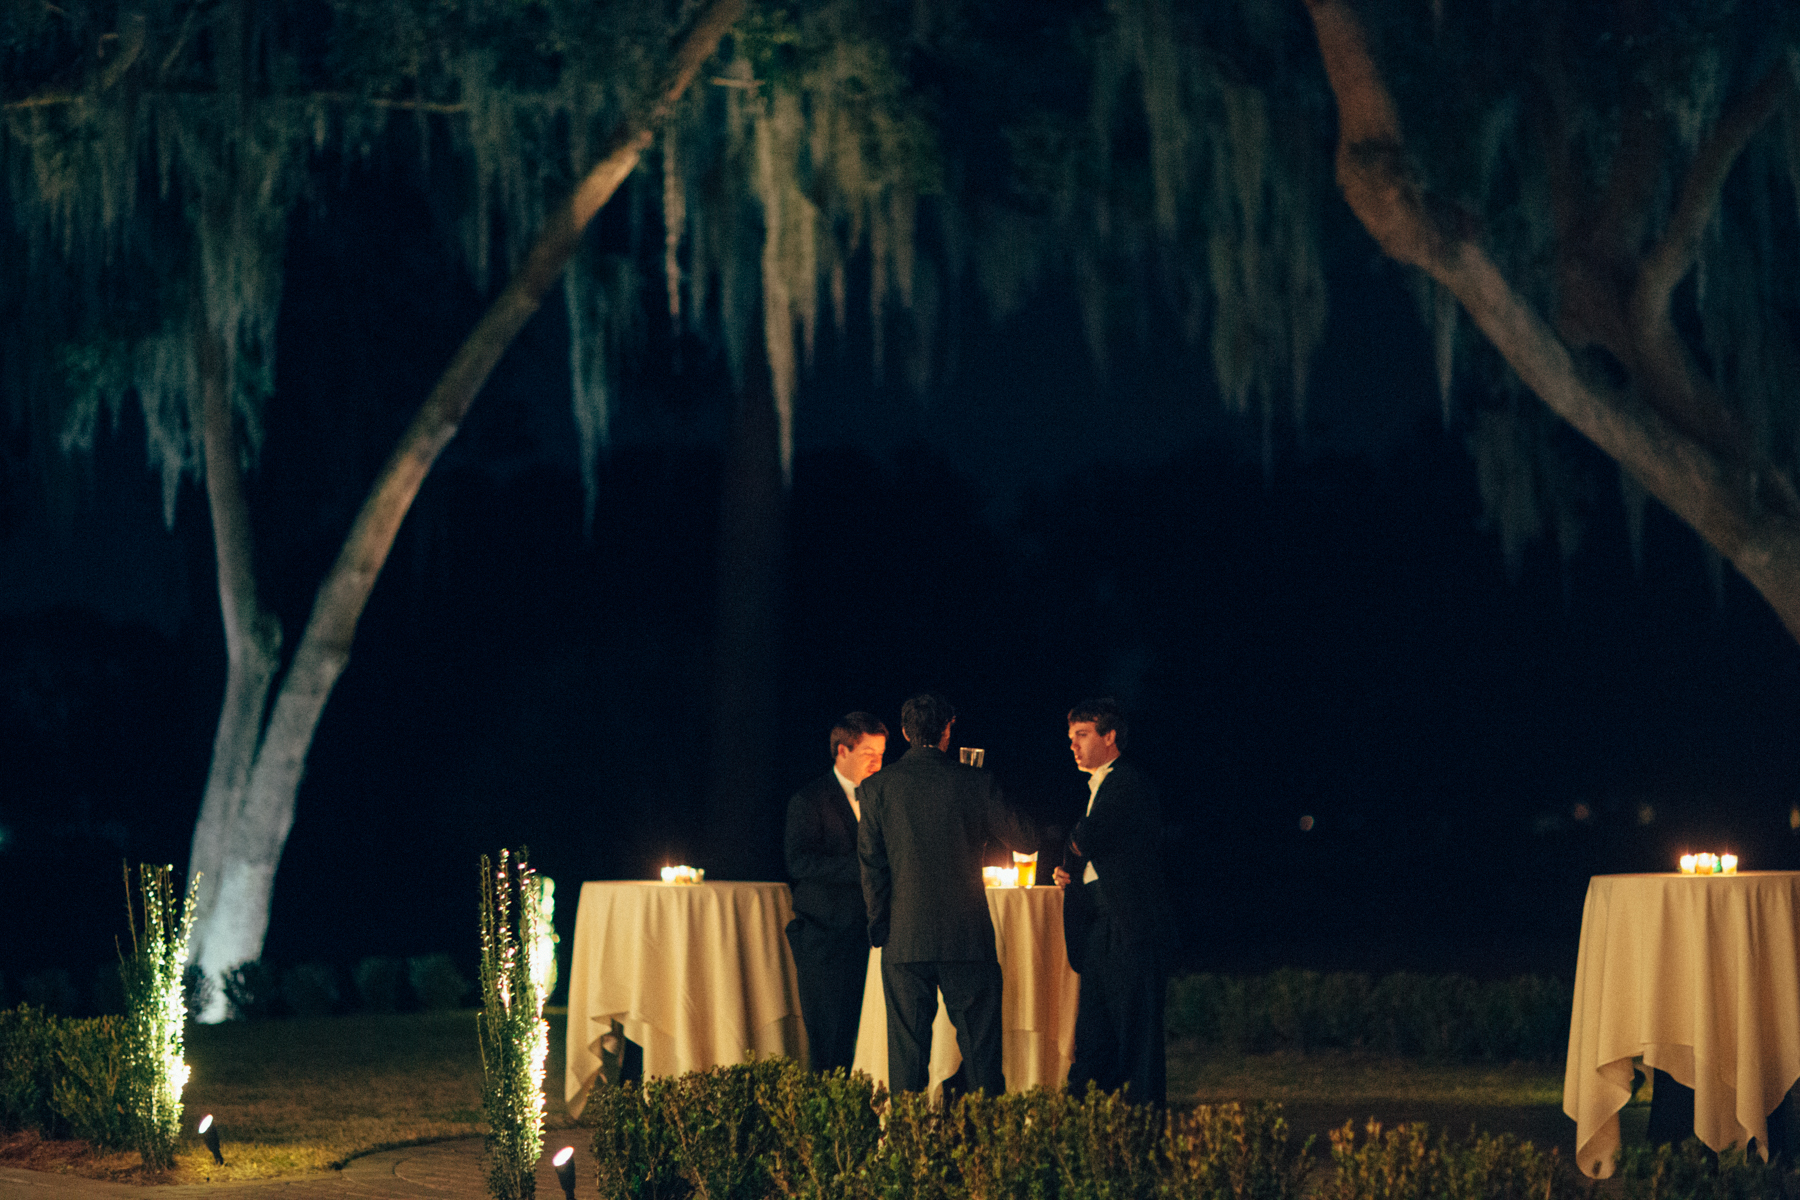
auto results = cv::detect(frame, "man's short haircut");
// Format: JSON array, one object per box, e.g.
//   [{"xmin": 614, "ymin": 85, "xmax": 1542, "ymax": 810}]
[
  {"xmin": 830, "ymin": 712, "xmax": 889, "ymax": 758},
  {"xmin": 900, "ymin": 693, "xmax": 957, "ymax": 747},
  {"xmin": 1067, "ymin": 697, "xmax": 1128, "ymax": 749}
]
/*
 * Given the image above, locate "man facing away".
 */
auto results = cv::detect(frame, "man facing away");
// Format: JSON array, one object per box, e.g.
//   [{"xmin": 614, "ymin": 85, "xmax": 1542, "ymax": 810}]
[
  {"xmin": 1053, "ymin": 697, "xmax": 1175, "ymax": 1106},
  {"xmin": 857, "ymin": 692, "xmax": 1036, "ymax": 1096},
  {"xmin": 784, "ymin": 711, "xmax": 888, "ymax": 1075}
]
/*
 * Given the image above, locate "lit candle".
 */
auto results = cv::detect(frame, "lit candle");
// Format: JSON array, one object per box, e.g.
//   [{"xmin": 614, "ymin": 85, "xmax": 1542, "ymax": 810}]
[
  {"xmin": 1679, "ymin": 855, "xmax": 1696, "ymax": 874},
  {"xmin": 1722, "ymin": 854, "xmax": 1738, "ymax": 875}
]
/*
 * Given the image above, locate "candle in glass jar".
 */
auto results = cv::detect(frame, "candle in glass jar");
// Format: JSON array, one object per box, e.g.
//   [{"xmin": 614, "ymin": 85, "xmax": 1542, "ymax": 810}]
[
  {"xmin": 1679, "ymin": 855, "xmax": 1696, "ymax": 874},
  {"xmin": 1722, "ymin": 854, "xmax": 1738, "ymax": 874}
]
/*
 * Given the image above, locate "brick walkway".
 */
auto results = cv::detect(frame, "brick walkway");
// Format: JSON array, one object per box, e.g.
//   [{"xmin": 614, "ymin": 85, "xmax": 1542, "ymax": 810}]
[{"xmin": 0, "ymin": 1137, "xmax": 595, "ymax": 1199}]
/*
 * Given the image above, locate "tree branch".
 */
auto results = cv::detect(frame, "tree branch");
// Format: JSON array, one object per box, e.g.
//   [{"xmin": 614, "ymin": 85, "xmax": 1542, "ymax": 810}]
[
  {"xmin": 1304, "ymin": 0, "xmax": 1800, "ymax": 645},
  {"xmin": 287, "ymin": 0, "xmax": 743, "ymax": 697},
  {"xmin": 1635, "ymin": 60, "xmax": 1796, "ymax": 325}
]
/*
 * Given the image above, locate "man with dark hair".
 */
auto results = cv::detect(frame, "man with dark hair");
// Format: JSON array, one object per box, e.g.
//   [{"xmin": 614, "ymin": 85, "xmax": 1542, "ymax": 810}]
[
  {"xmin": 858, "ymin": 692, "xmax": 1036, "ymax": 1096},
  {"xmin": 1053, "ymin": 697, "xmax": 1175, "ymax": 1106},
  {"xmin": 785, "ymin": 711, "xmax": 888, "ymax": 1075}
]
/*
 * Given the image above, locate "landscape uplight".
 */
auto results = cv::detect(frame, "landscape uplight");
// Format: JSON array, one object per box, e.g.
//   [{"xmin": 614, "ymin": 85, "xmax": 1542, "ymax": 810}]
[
  {"xmin": 197, "ymin": 1114, "xmax": 223, "ymax": 1165},
  {"xmin": 553, "ymin": 1145, "xmax": 577, "ymax": 1199}
]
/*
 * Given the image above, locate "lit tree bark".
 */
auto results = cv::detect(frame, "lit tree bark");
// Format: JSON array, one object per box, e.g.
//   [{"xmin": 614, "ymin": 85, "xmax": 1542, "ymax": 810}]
[
  {"xmin": 185, "ymin": 0, "xmax": 746, "ymax": 1018},
  {"xmin": 1303, "ymin": 0, "xmax": 1800, "ymax": 644}
]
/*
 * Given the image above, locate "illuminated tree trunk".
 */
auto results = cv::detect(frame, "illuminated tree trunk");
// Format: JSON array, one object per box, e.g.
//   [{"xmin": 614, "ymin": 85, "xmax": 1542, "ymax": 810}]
[
  {"xmin": 184, "ymin": 0, "xmax": 746, "ymax": 1018},
  {"xmin": 1304, "ymin": 0, "xmax": 1800, "ymax": 644}
]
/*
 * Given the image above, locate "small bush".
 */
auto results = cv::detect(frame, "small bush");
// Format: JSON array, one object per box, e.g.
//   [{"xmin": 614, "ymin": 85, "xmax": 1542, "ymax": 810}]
[
  {"xmin": 49, "ymin": 1013, "xmax": 133, "ymax": 1149},
  {"xmin": 758, "ymin": 1065, "xmax": 884, "ymax": 1200},
  {"xmin": 1616, "ymin": 1141, "xmax": 1800, "ymax": 1200},
  {"xmin": 0, "ymin": 1005, "xmax": 58, "ymax": 1133},
  {"xmin": 221, "ymin": 960, "xmax": 281, "ymax": 1020},
  {"xmin": 354, "ymin": 956, "xmax": 404, "ymax": 1013},
  {"xmin": 588, "ymin": 1076, "xmax": 686, "ymax": 1200},
  {"xmin": 588, "ymin": 1061, "xmax": 1313, "ymax": 1200},
  {"xmin": 1321, "ymin": 1119, "xmax": 1582, "ymax": 1200},
  {"xmin": 281, "ymin": 964, "xmax": 341, "ymax": 1018},
  {"xmin": 409, "ymin": 954, "xmax": 470, "ymax": 1011}
]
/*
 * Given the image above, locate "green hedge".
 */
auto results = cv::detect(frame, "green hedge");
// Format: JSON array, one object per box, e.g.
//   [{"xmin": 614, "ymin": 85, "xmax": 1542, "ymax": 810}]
[
  {"xmin": 1617, "ymin": 1141, "xmax": 1800, "ymax": 1200},
  {"xmin": 584, "ymin": 1059, "xmax": 1605, "ymax": 1200},
  {"xmin": 587, "ymin": 1058, "xmax": 1313, "ymax": 1200},
  {"xmin": 1165, "ymin": 971, "xmax": 1572, "ymax": 1061},
  {"xmin": 0, "ymin": 1004, "xmax": 136, "ymax": 1148}
]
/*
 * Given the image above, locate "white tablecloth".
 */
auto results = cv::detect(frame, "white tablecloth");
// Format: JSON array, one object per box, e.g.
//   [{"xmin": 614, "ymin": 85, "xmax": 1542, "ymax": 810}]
[
  {"xmin": 852, "ymin": 886, "xmax": 1081, "ymax": 1099},
  {"xmin": 564, "ymin": 880, "xmax": 804, "ymax": 1118},
  {"xmin": 1563, "ymin": 871, "xmax": 1800, "ymax": 1177}
]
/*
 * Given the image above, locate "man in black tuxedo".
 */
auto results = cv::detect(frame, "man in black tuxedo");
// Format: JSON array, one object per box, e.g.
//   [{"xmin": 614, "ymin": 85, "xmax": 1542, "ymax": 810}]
[
  {"xmin": 1053, "ymin": 697, "xmax": 1175, "ymax": 1106},
  {"xmin": 858, "ymin": 693, "xmax": 1036, "ymax": 1096},
  {"xmin": 784, "ymin": 712, "xmax": 888, "ymax": 1075}
]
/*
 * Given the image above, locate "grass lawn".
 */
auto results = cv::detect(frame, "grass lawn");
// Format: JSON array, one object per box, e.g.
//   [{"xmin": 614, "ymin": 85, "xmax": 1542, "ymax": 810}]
[
  {"xmin": 0, "ymin": 1008, "xmax": 580, "ymax": 1185},
  {"xmin": 2, "ymin": 1013, "xmax": 1602, "ymax": 1184}
]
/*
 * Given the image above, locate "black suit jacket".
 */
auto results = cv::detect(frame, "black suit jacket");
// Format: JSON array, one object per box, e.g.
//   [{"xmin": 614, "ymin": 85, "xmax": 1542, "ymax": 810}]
[
  {"xmin": 1063, "ymin": 756, "xmax": 1176, "ymax": 969},
  {"xmin": 784, "ymin": 771, "xmax": 867, "ymax": 934},
  {"xmin": 857, "ymin": 745, "xmax": 1036, "ymax": 963}
]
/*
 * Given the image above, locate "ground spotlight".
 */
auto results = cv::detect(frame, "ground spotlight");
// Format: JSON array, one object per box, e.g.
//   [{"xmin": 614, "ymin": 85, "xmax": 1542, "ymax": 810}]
[
  {"xmin": 553, "ymin": 1145, "xmax": 576, "ymax": 1199},
  {"xmin": 197, "ymin": 1113, "xmax": 224, "ymax": 1165}
]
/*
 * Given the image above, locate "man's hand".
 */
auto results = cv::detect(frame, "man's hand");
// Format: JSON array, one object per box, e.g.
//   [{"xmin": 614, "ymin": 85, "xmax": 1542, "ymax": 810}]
[{"xmin": 1053, "ymin": 865, "xmax": 1071, "ymax": 889}]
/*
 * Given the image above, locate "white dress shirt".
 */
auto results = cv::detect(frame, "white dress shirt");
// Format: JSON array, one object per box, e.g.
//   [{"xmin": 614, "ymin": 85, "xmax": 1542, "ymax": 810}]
[
  {"xmin": 1080, "ymin": 757, "xmax": 1114, "ymax": 883},
  {"xmin": 834, "ymin": 766, "xmax": 861, "ymax": 822}
]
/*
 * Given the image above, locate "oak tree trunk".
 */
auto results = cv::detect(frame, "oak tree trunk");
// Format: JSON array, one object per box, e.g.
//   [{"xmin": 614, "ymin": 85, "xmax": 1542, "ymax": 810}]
[{"xmin": 184, "ymin": 0, "xmax": 745, "ymax": 1018}]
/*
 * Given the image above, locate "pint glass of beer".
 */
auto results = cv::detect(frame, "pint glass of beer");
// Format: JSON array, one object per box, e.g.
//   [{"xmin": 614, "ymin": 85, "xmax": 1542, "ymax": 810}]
[{"xmin": 1013, "ymin": 851, "xmax": 1038, "ymax": 888}]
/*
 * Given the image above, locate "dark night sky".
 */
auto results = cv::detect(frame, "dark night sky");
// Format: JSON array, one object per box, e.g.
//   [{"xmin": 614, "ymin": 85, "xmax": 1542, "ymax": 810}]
[{"xmin": 5, "ymin": 144, "xmax": 1800, "ymax": 1009}]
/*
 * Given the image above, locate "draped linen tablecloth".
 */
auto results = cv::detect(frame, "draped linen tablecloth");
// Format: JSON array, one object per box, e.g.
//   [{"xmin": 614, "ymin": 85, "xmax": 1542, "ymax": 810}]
[
  {"xmin": 852, "ymin": 885, "xmax": 1081, "ymax": 1099},
  {"xmin": 564, "ymin": 880, "xmax": 804, "ymax": 1118},
  {"xmin": 1564, "ymin": 871, "xmax": 1800, "ymax": 1178}
]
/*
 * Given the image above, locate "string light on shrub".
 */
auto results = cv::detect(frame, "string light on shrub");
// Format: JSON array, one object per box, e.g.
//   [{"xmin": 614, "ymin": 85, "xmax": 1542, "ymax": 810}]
[
  {"xmin": 478, "ymin": 849, "xmax": 553, "ymax": 1200},
  {"xmin": 197, "ymin": 1114, "xmax": 224, "ymax": 1165},
  {"xmin": 123, "ymin": 864, "xmax": 197, "ymax": 1169},
  {"xmin": 553, "ymin": 1145, "xmax": 577, "ymax": 1199}
]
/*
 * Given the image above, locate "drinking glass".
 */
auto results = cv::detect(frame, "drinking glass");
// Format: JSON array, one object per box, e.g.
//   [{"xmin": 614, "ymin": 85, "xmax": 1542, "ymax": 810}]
[{"xmin": 1013, "ymin": 851, "xmax": 1038, "ymax": 887}]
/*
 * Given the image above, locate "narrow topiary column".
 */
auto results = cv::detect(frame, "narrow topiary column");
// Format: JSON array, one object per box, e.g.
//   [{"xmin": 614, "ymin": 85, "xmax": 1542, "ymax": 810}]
[
  {"xmin": 478, "ymin": 850, "xmax": 554, "ymax": 1200},
  {"xmin": 120, "ymin": 864, "xmax": 197, "ymax": 1169}
]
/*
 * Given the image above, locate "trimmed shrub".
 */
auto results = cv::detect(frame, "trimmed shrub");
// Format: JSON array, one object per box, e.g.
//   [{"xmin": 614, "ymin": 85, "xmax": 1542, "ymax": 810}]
[
  {"xmin": 281, "ymin": 964, "xmax": 341, "ymax": 1018},
  {"xmin": 0, "ymin": 1005, "xmax": 58, "ymax": 1133},
  {"xmin": 0, "ymin": 1006, "xmax": 136, "ymax": 1147},
  {"xmin": 587, "ymin": 1060, "xmax": 1313, "ymax": 1200},
  {"xmin": 1320, "ymin": 1119, "xmax": 1582, "ymax": 1200},
  {"xmin": 354, "ymin": 956, "xmax": 404, "ymax": 1013},
  {"xmin": 1163, "ymin": 971, "xmax": 1573, "ymax": 1062},
  {"xmin": 49, "ymin": 1013, "xmax": 133, "ymax": 1149},
  {"xmin": 757, "ymin": 1066, "xmax": 884, "ymax": 1200},
  {"xmin": 409, "ymin": 953, "xmax": 471, "ymax": 1011},
  {"xmin": 1615, "ymin": 1141, "xmax": 1800, "ymax": 1200},
  {"xmin": 221, "ymin": 960, "xmax": 281, "ymax": 1020}
]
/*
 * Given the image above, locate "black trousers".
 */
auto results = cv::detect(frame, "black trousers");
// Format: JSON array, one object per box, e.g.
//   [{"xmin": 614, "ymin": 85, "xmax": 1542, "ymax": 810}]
[
  {"xmin": 787, "ymin": 918, "xmax": 870, "ymax": 1075},
  {"xmin": 1067, "ymin": 883, "xmax": 1167, "ymax": 1106},
  {"xmin": 881, "ymin": 958, "xmax": 1004, "ymax": 1097}
]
